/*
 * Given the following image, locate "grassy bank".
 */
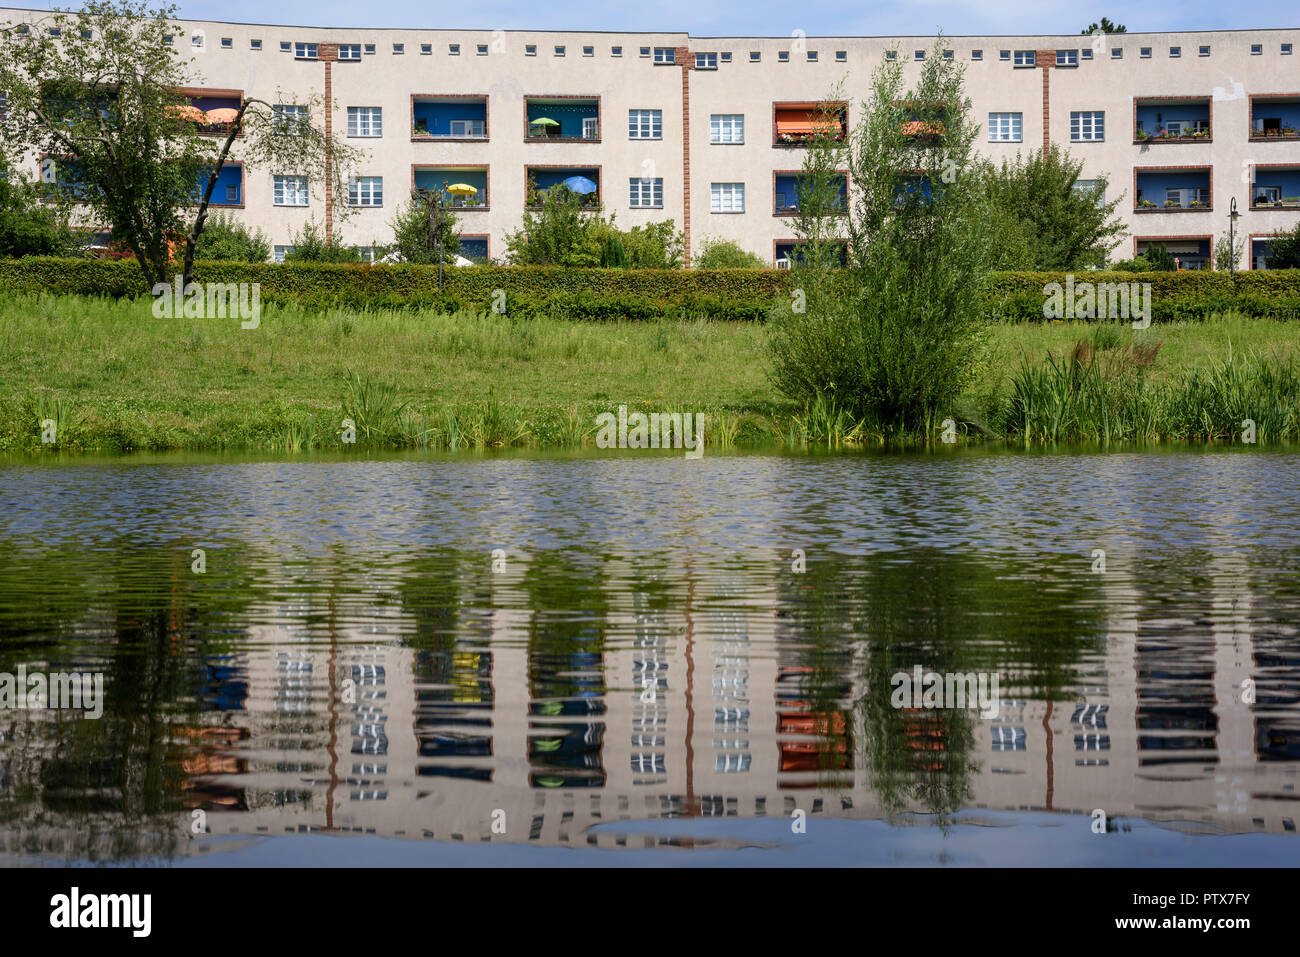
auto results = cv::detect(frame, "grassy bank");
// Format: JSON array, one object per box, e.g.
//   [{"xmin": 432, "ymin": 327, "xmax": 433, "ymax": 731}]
[{"xmin": 3, "ymin": 292, "xmax": 1300, "ymax": 453}]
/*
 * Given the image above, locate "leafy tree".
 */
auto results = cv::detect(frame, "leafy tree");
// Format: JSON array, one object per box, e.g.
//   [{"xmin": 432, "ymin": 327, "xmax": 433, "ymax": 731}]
[
  {"xmin": 598, "ymin": 232, "xmax": 628, "ymax": 268},
  {"xmin": 282, "ymin": 220, "xmax": 364, "ymax": 263},
  {"xmin": 1082, "ymin": 18, "xmax": 1127, "ymax": 34},
  {"xmin": 0, "ymin": 151, "xmax": 76, "ymax": 256},
  {"xmin": 768, "ymin": 36, "xmax": 993, "ymax": 430},
  {"xmin": 694, "ymin": 237, "xmax": 766, "ymax": 269},
  {"xmin": 505, "ymin": 184, "xmax": 602, "ymax": 266},
  {"xmin": 0, "ymin": 1, "xmax": 364, "ymax": 288},
  {"xmin": 974, "ymin": 149, "xmax": 1126, "ymax": 269},
  {"xmin": 388, "ymin": 195, "xmax": 460, "ymax": 264},
  {"xmin": 1141, "ymin": 242, "xmax": 1177, "ymax": 271},
  {"xmin": 610, "ymin": 220, "xmax": 684, "ymax": 268},
  {"xmin": 790, "ymin": 81, "xmax": 851, "ymax": 272},
  {"xmin": 191, "ymin": 213, "xmax": 270, "ymax": 262},
  {"xmin": 1266, "ymin": 223, "xmax": 1300, "ymax": 269},
  {"xmin": 506, "ymin": 175, "xmax": 683, "ymax": 268},
  {"xmin": 1213, "ymin": 233, "xmax": 1245, "ymax": 272}
]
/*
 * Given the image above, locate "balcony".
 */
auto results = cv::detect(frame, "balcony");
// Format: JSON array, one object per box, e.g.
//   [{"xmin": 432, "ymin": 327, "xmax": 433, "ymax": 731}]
[
  {"xmin": 1251, "ymin": 165, "xmax": 1300, "ymax": 209},
  {"xmin": 38, "ymin": 155, "xmax": 91, "ymax": 200},
  {"xmin": 197, "ymin": 164, "xmax": 243, "ymax": 206},
  {"xmin": 1252, "ymin": 237, "xmax": 1276, "ymax": 270},
  {"xmin": 411, "ymin": 95, "xmax": 488, "ymax": 140},
  {"xmin": 774, "ymin": 240, "xmax": 848, "ymax": 267},
  {"xmin": 896, "ymin": 100, "xmax": 949, "ymax": 146},
  {"xmin": 773, "ymin": 101, "xmax": 847, "ymax": 147},
  {"xmin": 1133, "ymin": 97, "xmax": 1211, "ymax": 144},
  {"xmin": 1249, "ymin": 96, "xmax": 1300, "ymax": 141},
  {"xmin": 525, "ymin": 166, "xmax": 601, "ymax": 208},
  {"xmin": 413, "ymin": 166, "xmax": 489, "ymax": 209},
  {"xmin": 1136, "ymin": 238, "xmax": 1209, "ymax": 270},
  {"xmin": 458, "ymin": 235, "xmax": 490, "ymax": 262},
  {"xmin": 525, "ymin": 96, "xmax": 600, "ymax": 142},
  {"xmin": 173, "ymin": 90, "xmax": 244, "ymax": 136},
  {"xmin": 1134, "ymin": 168, "xmax": 1212, "ymax": 212},
  {"xmin": 892, "ymin": 172, "xmax": 940, "ymax": 208},
  {"xmin": 773, "ymin": 172, "xmax": 848, "ymax": 215}
]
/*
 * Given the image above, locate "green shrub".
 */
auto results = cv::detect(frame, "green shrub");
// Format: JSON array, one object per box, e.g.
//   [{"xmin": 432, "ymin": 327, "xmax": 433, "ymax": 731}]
[
  {"xmin": 695, "ymin": 237, "xmax": 767, "ymax": 269},
  {"xmin": 192, "ymin": 213, "xmax": 271, "ymax": 263},
  {"xmin": 283, "ymin": 221, "xmax": 366, "ymax": 263}
]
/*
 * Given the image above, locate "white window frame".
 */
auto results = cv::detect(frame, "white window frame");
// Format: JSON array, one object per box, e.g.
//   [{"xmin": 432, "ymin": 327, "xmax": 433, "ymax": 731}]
[
  {"xmin": 988, "ymin": 112, "xmax": 1022, "ymax": 142},
  {"xmin": 294, "ymin": 42, "xmax": 317, "ymax": 60},
  {"xmin": 1073, "ymin": 179, "xmax": 1106, "ymax": 207},
  {"xmin": 349, "ymin": 176, "xmax": 383, "ymax": 207},
  {"xmin": 1056, "ymin": 49, "xmax": 1078, "ymax": 66},
  {"xmin": 448, "ymin": 118, "xmax": 485, "ymax": 138},
  {"xmin": 1070, "ymin": 110, "xmax": 1105, "ymax": 142},
  {"xmin": 696, "ymin": 52, "xmax": 718, "ymax": 69},
  {"xmin": 710, "ymin": 114, "xmax": 744, "ymax": 144},
  {"xmin": 653, "ymin": 47, "xmax": 675, "ymax": 64},
  {"xmin": 628, "ymin": 109, "xmax": 663, "ymax": 140},
  {"xmin": 1013, "ymin": 50, "xmax": 1035, "ymax": 67},
  {"xmin": 273, "ymin": 175, "xmax": 309, "ymax": 207},
  {"xmin": 273, "ymin": 104, "xmax": 308, "ymax": 134},
  {"xmin": 710, "ymin": 182, "xmax": 745, "ymax": 213},
  {"xmin": 629, "ymin": 177, "xmax": 664, "ymax": 208},
  {"xmin": 338, "ymin": 43, "xmax": 361, "ymax": 60},
  {"xmin": 347, "ymin": 106, "xmax": 382, "ymax": 138}
]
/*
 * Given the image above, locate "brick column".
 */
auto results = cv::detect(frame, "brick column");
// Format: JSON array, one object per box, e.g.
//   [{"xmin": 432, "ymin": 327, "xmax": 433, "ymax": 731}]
[
  {"xmin": 677, "ymin": 46, "xmax": 692, "ymax": 268},
  {"xmin": 319, "ymin": 43, "xmax": 339, "ymax": 243},
  {"xmin": 1037, "ymin": 49, "xmax": 1054, "ymax": 155}
]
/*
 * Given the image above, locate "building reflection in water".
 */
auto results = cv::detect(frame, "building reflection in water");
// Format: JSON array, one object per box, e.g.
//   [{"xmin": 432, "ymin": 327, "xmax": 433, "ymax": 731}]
[{"xmin": 1, "ymin": 544, "xmax": 1298, "ymax": 859}]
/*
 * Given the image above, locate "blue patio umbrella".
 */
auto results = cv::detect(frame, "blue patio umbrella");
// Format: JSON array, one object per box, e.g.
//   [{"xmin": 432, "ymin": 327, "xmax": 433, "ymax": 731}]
[{"xmin": 560, "ymin": 175, "xmax": 597, "ymax": 194}]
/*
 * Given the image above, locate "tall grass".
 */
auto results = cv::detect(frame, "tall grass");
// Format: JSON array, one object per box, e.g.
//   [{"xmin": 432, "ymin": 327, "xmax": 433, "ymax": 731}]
[{"xmin": 997, "ymin": 334, "xmax": 1300, "ymax": 444}]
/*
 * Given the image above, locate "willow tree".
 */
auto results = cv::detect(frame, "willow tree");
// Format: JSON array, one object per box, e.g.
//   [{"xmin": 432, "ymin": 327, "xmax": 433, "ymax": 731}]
[
  {"xmin": 0, "ymin": 1, "xmax": 364, "ymax": 288},
  {"xmin": 768, "ymin": 34, "xmax": 994, "ymax": 433}
]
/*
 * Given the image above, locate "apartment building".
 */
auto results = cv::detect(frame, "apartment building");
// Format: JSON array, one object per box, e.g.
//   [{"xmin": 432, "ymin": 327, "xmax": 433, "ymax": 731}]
[{"xmin": 5, "ymin": 9, "xmax": 1300, "ymax": 268}]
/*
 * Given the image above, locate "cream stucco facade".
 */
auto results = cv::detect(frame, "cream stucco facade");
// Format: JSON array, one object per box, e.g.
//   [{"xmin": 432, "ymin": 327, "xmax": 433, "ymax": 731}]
[{"xmin": 4, "ymin": 9, "xmax": 1300, "ymax": 266}]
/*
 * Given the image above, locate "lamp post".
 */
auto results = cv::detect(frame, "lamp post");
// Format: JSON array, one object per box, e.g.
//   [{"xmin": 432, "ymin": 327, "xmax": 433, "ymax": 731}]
[{"xmin": 1229, "ymin": 196, "xmax": 1239, "ymax": 278}]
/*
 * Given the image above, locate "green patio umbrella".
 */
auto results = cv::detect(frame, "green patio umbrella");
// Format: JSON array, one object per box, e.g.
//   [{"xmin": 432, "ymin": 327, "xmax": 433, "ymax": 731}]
[{"xmin": 529, "ymin": 117, "xmax": 560, "ymax": 136}]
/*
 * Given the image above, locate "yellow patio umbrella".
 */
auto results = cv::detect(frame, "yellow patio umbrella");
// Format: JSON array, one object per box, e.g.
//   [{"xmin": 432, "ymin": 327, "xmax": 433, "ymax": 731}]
[{"xmin": 445, "ymin": 183, "xmax": 478, "ymax": 196}]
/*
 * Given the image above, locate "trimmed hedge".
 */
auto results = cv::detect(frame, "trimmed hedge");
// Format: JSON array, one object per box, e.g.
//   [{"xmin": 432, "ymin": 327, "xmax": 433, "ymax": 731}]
[
  {"xmin": 991, "ymin": 269, "xmax": 1300, "ymax": 322},
  {"xmin": 1, "ymin": 257, "xmax": 1299, "ymax": 321}
]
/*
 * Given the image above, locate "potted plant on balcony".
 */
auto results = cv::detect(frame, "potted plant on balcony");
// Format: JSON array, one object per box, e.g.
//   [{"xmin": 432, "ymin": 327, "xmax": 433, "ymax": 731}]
[
  {"xmin": 1135, "ymin": 129, "xmax": 1150, "ymax": 142},
  {"xmin": 1138, "ymin": 198, "xmax": 1156, "ymax": 209},
  {"xmin": 1189, "ymin": 200, "xmax": 1203, "ymax": 208},
  {"xmin": 413, "ymin": 118, "xmax": 428, "ymax": 135},
  {"xmin": 1285, "ymin": 197, "xmax": 1300, "ymax": 207},
  {"xmin": 1164, "ymin": 199, "xmax": 1179, "ymax": 208},
  {"xmin": 1283, "ymin": 127, "xmax": 1297, "ymax": 138}
]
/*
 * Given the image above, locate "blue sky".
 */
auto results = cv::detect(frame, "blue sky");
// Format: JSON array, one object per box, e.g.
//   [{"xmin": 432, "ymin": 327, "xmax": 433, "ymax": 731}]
[{"xmin": 7, "ymin": 1, "xmax": 1299, "ymax": 35}]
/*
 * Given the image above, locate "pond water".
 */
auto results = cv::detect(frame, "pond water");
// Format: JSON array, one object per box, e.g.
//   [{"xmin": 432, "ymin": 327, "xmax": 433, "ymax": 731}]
[{"xmin": 0, "ymin": 448, "xmax": 1297, "ymax": 866}]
